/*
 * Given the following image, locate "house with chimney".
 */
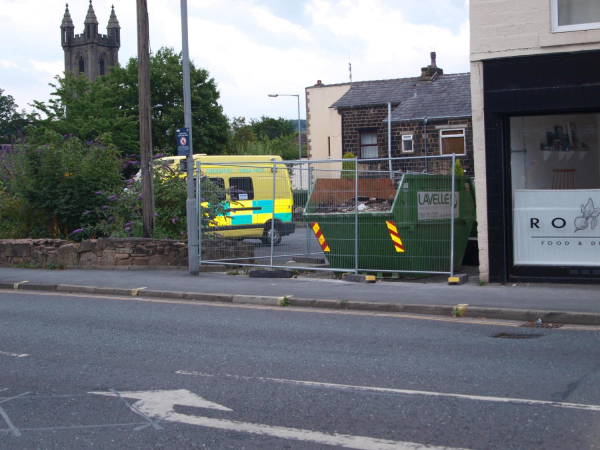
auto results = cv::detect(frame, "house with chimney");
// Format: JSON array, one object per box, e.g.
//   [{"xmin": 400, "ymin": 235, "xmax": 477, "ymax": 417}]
[{"xmin": 305, "ymin": 54, "xmax": 473, "ymax": 175}]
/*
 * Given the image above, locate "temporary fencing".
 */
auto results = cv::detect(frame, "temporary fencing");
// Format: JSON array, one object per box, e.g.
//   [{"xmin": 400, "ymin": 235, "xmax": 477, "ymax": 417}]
[{"xmin": 196, "ymin": 155, "xmax": 476, "ymax": 276}]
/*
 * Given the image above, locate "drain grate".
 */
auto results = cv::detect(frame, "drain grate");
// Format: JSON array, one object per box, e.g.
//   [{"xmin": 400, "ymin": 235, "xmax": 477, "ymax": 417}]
[
  {"xmin": 492, "ymin": 333, "xmax": 544, "ymax": 339},
  {"xmin": 522, "ymin": 322, "xmax": 563, "ymax": 329}
]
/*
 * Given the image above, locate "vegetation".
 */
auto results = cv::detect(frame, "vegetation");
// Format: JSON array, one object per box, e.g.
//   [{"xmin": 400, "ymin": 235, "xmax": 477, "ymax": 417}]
[
  {"xmin": 0, "ymin": 131, "xmax": 123, "ymax": 239},
  {"xmin": 341, "ymin": 152, "xmax": 356, "ymax": 179},
  {"xmin": 0, "ymin": 88, "xmax": 29, "ymax": 144},
  {"xmin": 454, "ymin": 159, "xmax": 465, "ymax": 176},
  {"xmin": 228, "ymin": 116, "xmax": 304, "ymax": 160},
  {"xmin": 28, "ymin": 47, "xmax": 230, "ymax": 157}
]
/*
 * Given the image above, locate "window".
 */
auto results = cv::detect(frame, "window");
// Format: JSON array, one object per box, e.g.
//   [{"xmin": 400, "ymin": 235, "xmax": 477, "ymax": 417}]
[
  {"xmin": 78, "ymin": 57, "xmax": 85, "ymax": 74},
  {"xmin": 360, "ymin": 132, "xmax": 378, "ymax": 158},
  {"xmin": 229, "ymin": 177, "xmax": 254, "ymax": 201},
  {"xmin": 439, "ymin": 129, "xmax": 466, "ymax": 155},
  {"xmin": 207, "ymin": 177, "xmax": 226, "ymax": 201},
  {"xmin": 552, "ymin": 0, "xmax": 600, "ymax": 32},
  {"xmin": 99, "ymin": 59, "xmax": 105, "ymax": 76},
  {"xmin": 402, "ymin": 135, "xmax": 414, "ymax": 153}
]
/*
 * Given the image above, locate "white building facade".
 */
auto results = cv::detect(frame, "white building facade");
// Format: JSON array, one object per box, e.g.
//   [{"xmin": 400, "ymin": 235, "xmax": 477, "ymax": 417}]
[{"xmin": 471, "ymin": 0, "xmax": 600, "ymax": 283}]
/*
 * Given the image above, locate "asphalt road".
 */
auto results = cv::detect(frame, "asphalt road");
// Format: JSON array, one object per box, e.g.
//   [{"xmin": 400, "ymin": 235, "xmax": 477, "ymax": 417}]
[
  {"xmin": 1, "ymin": 290, "xmax": 600, "ymax": 449},
  {"xmin": 246, "ymin": 224, "xmax": 326, "ymax": 266}
]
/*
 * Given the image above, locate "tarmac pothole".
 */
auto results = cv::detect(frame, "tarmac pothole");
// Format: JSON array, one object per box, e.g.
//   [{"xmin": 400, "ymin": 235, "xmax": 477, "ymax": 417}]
[{"xmin": 492, "ymin": 333, "xmax": 544, "ymax": 340}]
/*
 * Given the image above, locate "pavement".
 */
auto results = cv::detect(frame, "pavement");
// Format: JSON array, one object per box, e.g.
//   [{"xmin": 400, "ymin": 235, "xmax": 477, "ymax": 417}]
[{"xmin": 1, "ymin": 266, "xmax": 600, "ymax": 325}]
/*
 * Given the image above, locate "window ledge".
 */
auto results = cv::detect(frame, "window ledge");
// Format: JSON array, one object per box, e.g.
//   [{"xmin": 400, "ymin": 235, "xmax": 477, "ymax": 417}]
[{"xmin": 540, "ymin": 29, "xmax": 600, "ymax": 48}]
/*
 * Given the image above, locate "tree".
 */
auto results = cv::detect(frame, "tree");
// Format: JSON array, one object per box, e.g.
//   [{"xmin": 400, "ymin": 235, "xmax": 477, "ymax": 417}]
[
  {"xmin": 105, "ymin": 47, "xmax": 230, "ymax": 155},
  {"xmin": 28, "ymin": 47, "xmax": 229, "ymax": 157},
  {"xmin": 250, "ymin": 116, "xmax": 295, "ymax": 140},
  {"xmin": 28, "ymin": 73, "xmax": 139, "ymax": 155},
  {"xmin": 0, "ymin": 89, "xmax": 28, "ymax": 143}
]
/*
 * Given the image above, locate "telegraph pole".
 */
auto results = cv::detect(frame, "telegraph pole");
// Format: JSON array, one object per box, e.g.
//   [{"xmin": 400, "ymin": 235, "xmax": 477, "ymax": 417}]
[
  {"xmin": 137, "ymin": 0, "xmax": 154, "ymax": 237},
  {"xmin": 181, "ymin": 0, "xmax": 200, "ymax": 275}
]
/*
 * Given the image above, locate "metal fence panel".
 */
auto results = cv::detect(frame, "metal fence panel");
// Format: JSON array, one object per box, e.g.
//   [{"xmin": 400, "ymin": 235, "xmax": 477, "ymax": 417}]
[{"xmin": 197, "ymin": 156, "xmax": 472, "ymax": 276}]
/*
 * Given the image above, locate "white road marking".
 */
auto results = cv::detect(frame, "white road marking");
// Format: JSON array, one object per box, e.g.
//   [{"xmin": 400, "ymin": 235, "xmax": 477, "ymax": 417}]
[
  {"xmin": 0, "ymin": 351, "xmax": 28, "ymax": 358},
  {"xmin": 0, "ymin": 392, "xmax": 29, "ymax": 437},
  {"xmin": 90, "ymin": 389, "xmax": 466, "ymax": 450},
  {"xmin": 176, "ymin": 370, "xmax": 600, "ymax": 413}
]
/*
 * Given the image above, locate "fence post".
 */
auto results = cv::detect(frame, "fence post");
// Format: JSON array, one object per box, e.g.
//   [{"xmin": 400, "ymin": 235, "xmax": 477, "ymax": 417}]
[
  {"xmin": 354, "ymin": 157, "xmax": 359, "ymax": 275},
  {"xmin": 306, "ymin": 164, "xmax": 313, "ymax": 256},
  {"xmin": 270, "ymin": 160, "xmax": 277, "ymax": 268},
  {"xmin": 197, "ymin": 160, "xmax": 202, "ymax": 269},
  {"xmin": 450, "ymin": 153, "xmax": 456, "ymax": 277}
]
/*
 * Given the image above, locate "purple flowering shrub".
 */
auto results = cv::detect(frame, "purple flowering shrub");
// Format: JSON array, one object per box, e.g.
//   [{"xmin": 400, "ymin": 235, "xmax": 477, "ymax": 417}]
[
  {"xmin": 0, "ymin": 131, "xmax": 123, "ymax": 239},
  {"xmin": 84, "ymin": 160, "xmax": 189, "ymax": 239}
]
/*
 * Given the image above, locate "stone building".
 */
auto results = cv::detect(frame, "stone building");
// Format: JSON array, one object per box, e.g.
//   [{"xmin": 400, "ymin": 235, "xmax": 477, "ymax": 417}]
[
  {"xmin": 61, "ymin": 1, "xmax": 120, "ymax": 82},
  {"xmin": 329, "ymin": 54, "xmax": 473, "ymax": 175}
]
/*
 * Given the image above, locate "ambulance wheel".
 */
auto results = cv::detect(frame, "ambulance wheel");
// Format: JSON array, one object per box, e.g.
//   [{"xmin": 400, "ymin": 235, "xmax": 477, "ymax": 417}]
[{"xmin": 261, "ymin": 221, "xmax": 282, "ymax": 245}]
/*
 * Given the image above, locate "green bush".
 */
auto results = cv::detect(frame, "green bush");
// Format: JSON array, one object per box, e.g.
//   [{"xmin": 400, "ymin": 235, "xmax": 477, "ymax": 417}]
[
  {"xmin": 341, "ymin": 152, "xmax": 356, "ymax": 179},
  {"xmin": 0, "ymin": 131, "xmax": 123, "ymax": 239},
  {"xmin": 83, "ymin": 161, "xmax": 227, "ymax": 240},
  {"xmin": 454, "ymin": 159, "xmax": 465, "ymax": 176}
]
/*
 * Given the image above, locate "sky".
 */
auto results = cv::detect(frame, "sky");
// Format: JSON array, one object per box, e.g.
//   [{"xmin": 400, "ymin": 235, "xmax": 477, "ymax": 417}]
[{"xmin": 0, "ymin": 0, "xmax": 470, "ymax": 122}]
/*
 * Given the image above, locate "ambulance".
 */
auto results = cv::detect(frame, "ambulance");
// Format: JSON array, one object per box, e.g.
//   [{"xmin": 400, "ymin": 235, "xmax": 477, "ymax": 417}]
[{"xmin": 157, "ymin": 155, "xmax": 295, "ymax": 245}]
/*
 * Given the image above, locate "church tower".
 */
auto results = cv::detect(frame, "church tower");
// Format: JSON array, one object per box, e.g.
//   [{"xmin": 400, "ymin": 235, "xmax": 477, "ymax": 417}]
[{"xmin": 61, "ymin": 1, "xmax": 120, "ymax": 82}]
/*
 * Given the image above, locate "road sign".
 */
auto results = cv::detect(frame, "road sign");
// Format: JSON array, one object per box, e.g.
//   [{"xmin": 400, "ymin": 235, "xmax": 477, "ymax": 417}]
[{"xmin": 176, "ymin": 128, "xmax": 190, "ymax": 156}]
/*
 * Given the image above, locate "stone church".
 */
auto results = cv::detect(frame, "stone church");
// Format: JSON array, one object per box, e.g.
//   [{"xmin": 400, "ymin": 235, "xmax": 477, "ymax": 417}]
[{"xmin": 61, "ymin": 1, "xmax": 120, "ymax": 82}]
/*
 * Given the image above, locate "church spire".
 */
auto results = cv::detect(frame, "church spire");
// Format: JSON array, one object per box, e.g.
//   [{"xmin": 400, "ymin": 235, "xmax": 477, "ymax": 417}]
[
  {"xmin": 84, "ymin": 0, "xmax": 99, "ymax": 25},
  {"xmin": 107, "ymin": 5, "xmax": 120, "ymax": 30},
  {"xmin": 61, "ymin": 3, "xmax": 74, "ymax": 28}
]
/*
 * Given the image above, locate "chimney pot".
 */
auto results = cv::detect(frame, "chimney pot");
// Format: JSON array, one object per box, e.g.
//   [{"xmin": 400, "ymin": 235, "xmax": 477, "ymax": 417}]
[
  {"xmin": 430, "ymin": 52, "xmax": 437, "ymax": 68},
  {"xmin": 317, "ymin": 80, "xmax": 322, "ymax": 85}
]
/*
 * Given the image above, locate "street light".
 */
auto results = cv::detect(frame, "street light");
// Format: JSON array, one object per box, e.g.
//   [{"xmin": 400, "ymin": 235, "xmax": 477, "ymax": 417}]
[{"xmin": 268, "ymin": 93, "xmax": 302, "ymax": 189}]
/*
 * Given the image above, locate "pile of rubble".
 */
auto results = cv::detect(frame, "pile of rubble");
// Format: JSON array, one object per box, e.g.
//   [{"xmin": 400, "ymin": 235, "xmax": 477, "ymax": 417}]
[{"xmin": 316, "ymin": 197, "xmax": 392, "ymax": 213}]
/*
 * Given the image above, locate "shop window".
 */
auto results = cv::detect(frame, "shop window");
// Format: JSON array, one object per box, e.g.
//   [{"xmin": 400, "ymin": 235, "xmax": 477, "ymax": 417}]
[
  {"xmin": 552, "ymin": 0, "xmax": 600, "ymax": 32},
  {"xmin": 510, "ymin": 114, "xmax": 599, "ymax": 191},
  {"xmin": 229, "ymin": 177, "xmax": 254, "ymax": 201},
  {"xmin": 207, "ymin": 177, "xmax": 226, "ymax": 201},
  {"xmin": 360, "ymin": 132, "xmax": 378, "ymax": 159},
  {"xmin": 402, "ymin": 135, "xmax": 414, "ymax": 153},
  {"xmin": 439, "ymin": 129, "xmax": 465, "ymax": 155},
  {"xmin": 510, "ymin": 113, "xmax": 600, "ymax": 268}
]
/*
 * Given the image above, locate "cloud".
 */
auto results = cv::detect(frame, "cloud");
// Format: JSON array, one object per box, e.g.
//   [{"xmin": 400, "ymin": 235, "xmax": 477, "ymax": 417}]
[
  {"xmin": 0, "ymin": 60, "xmax": 21, "ymax": 69},
  {"xmin": 249, "ymin": 6, "xmax": 312, "ymax": 41},
  {"xmin": 0, "ymin": 0, "xmax": 470, "ymax": 120},
  {"xmin": 29, "ymin": 60, "xmax": 64, "ymax": 77}
]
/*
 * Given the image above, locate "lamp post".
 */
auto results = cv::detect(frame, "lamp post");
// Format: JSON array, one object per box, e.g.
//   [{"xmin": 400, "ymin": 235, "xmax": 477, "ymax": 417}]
[{"xmin": 268, "ymin": 93, "xmax": 302, "ymax": 190}]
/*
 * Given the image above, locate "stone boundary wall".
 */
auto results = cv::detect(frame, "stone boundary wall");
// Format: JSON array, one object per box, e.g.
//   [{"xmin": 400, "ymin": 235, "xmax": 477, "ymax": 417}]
[{"xmin": 0, "ymin": 238, "xmax": 254, "ymax": 269}]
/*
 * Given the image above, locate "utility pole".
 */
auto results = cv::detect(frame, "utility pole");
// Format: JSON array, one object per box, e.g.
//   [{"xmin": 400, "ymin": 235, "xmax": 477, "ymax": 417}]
[
  {"xmin": 137, "ymin": 0, "xmax": 154, "ymax": 237},
  {"xmin": 181, "ymin": 0, "xmax": 199, "ymax": 275}
]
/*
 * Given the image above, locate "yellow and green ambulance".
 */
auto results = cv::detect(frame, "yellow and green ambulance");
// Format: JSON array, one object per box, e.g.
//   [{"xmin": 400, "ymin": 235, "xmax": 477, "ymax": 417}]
[{"xmin": 157, "ymin": 155, "xmax": 295, "ymax": 245}]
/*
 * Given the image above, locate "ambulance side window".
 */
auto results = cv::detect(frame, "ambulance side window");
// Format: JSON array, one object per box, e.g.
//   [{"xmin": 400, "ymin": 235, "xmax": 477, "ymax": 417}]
[
  {"xmin": 229, "ymin": 177, "xmax": 254, "ymax": 201},
  {"xmin": 207, "ymin": 177, "xmax": 226, "ymax": 201}
]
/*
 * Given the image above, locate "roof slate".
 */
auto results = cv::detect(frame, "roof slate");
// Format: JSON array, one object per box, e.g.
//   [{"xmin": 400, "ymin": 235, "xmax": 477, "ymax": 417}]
[
  {"xmin": 330, "ymin": 73, "xmax": 471, "ymax": 122},
  {"xmin": 390, "ymin": 74, "xmax": 471, "ymax": 122},
  {"xmin": 331, "ymin": 77, "xmax": 420, "ymax": 109}
]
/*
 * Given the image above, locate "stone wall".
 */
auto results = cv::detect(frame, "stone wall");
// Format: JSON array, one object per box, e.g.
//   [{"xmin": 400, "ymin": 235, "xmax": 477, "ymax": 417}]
[{"xmin": 0, "ymin": 238, "xmax": 254, "ymax": 269}]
